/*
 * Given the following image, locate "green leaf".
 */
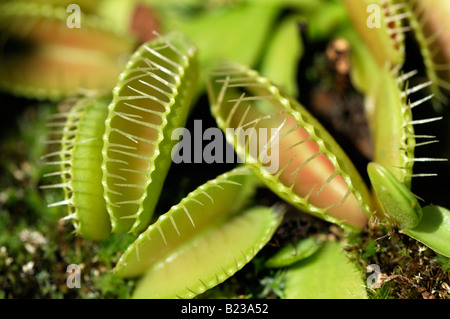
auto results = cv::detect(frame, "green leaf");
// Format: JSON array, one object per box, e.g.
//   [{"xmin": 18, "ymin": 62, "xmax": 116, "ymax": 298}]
[
  {"xmin": 166, "ymin": 2, "xmax": 279, "ymax": 87},
  {"xmin": 404, "ymin": 205, "xmax": 450, "ymax": 258},
  {"xmin": 284, "ymin": 241, "xmax": 368, "ymax": 299},
  {"xmin": 367, "ymin": 162, "xmax": 422, "ymax": 229},
  {"xmin": 260, "ymin": 15, "xmax": 304, "ymax": 98}
]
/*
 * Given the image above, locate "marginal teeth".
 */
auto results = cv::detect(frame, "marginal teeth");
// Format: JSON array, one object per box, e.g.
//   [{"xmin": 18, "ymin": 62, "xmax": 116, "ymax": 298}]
[
  {"xmin": 408, "ymin": 173, "xmax": 439, "ymax": 178},
  {"xmin": 43, "ymin": 160, "xmax": 71, "ymax": 166},
  {"xmin": 60, "ymin": 213, "xmax": 77, "ymax": 220},
  {"xmin": 40, "ymin": 150, "xmax": 71, "ymax": 160},
  {"xmin": 40, "ymin": 182, "xmax": 71, "ymax": 189},
  {"xmin": 409, "ymin": 94, "xmax": 434, "ymax": 109},
  {"xmin": 407, "ymin": 157, "xmax": 448, "ymax": 162},
  {"xmin": 406, "ymin": 116, "xmax": 442, "ymax": 126},
  {"xmin": 42, "ymin": 139, "xmax": 64, "ymax": 145},
  {"xmin": 406, "ymin": 134, "xmax": 436, "ymax": 139},
  {"xmin": 385, "ymin": 2, "xmax": 407, "ymax": 14},
  {"xmin": 43, "ymin": 170, "xmax": 71, "ymax": 178},
  {"xmin": 402, "ymin": 81, "xmax": 433, "ymax": 98},
  {"xmin": 387, "ymin": 26, "xmax": 411, "ymax": 35},
  {"xmin": 48, "ymin": 199, "xmax": 72, "ymax": 208},
  {"xmin": 412, "ymin": 140, "xmax": 439, "ymax": 148},
  {"xmin": 397, "ymin": 70, "xmax": 418, "ymax": 84},
  {"xmin": 45, "ymin": 113, "xmax": 71, "ymax": 120},
  {"xmin": 385, "ymin": 12, "xmax": 413, "ymax": 24},
  {"xmin": 180, "ymin": 204, "xmax": 195, "ymax": 228}
]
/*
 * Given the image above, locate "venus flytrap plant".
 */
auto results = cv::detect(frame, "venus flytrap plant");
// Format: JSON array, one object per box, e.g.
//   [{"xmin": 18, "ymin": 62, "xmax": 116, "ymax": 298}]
[
  {"xmin": 348, "ymin": 2, "xmax": 450, "ymax": 256},
  {"xmin": 24, "ymin": 0, "xmax": 449, "ymax": 299},
  {"xmin": 0, "ymin": 1, "xmax": 135, "ymax": 101},
  {"xmin": 114, "ymin": 167, "xmax": 284, "ymax": 299},
  {"xmin": 102, "ymin": 31, "xmax": 199, "ymax": 235},
  {"xmin": 207, "ymin": 62, "xmax": 372, "ymax": 232},
  {"xmin": 41, "ymin": 96, "xmax": 112, "ymax": 241},
  {"xmin": 336, "ymin": 0, "xmax": 448, "ymax": 243},
  {"xmin": 349, "ymin": 51, "xmax": 449, "ymax": 258}
]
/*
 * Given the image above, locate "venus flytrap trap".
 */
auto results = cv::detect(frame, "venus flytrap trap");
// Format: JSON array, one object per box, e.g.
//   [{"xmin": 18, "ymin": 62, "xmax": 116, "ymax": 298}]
[
  {"xmin": 114, "ymin": 167, "xmax": 284, "ymax": 299},
  {"xmin": 342, "ymin": 28, "xmax": 441, "ymax": 180},
  {"xmin": 0, "ymin": 1, "xmax": 135, "ymax": 101},
  {"xmin": 102, "ymin": 31, "xmax": 199, "ymax": 235},
  {"xmin": 42, "ymin": 96, "xmax": 112, "ymax": 241},
  {"xmin": 370, "ymin": 66, "xmax": 442, "ymax": 187},
  {"xmin": 207, "ymin": 62, "xmax": 372, "ymax": 232}
]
